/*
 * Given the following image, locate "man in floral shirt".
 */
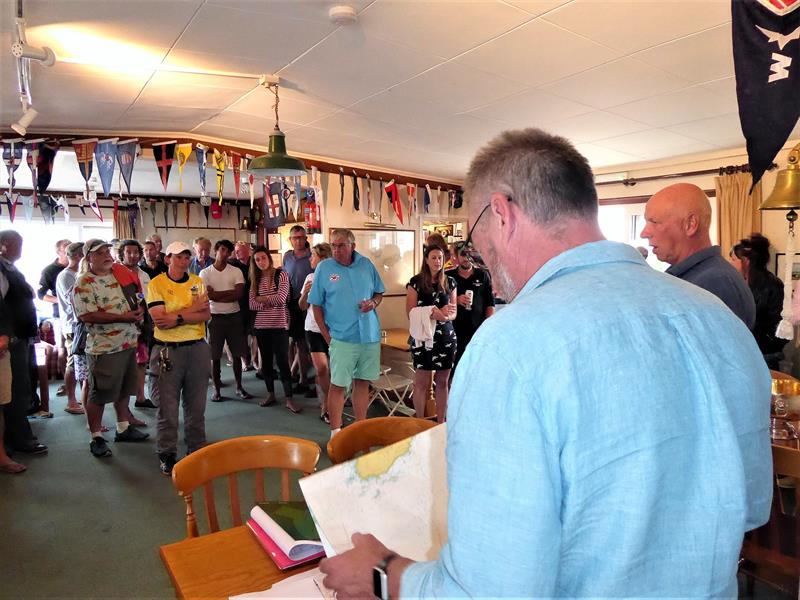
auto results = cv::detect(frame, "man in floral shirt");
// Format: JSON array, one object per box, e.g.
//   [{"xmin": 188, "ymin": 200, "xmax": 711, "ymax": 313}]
[{"xmin": 73, "ymin": 239, "xmax": 149, "ymax": 458}]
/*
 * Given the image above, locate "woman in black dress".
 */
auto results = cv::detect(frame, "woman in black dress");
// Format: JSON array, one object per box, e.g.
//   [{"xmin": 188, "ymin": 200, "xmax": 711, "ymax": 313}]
[
  {"xmin": 730, "ymin": 233, "xmax": 785, "ymax": 369},
  {"xmin": 406, "ymin": 245, "xmax": 457, "ymax": 423}
]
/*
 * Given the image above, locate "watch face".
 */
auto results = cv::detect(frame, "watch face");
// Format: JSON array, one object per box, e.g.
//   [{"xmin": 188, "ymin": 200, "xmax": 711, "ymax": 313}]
[{"xmin": 373, "ymin": 567, "xmax": 388, "ymax": 600}]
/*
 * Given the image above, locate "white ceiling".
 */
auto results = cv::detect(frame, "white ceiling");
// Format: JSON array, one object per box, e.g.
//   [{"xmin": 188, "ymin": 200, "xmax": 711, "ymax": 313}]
[{"xmin": 2, "ymin": 0, "xmax": 799, "ymax": 182}]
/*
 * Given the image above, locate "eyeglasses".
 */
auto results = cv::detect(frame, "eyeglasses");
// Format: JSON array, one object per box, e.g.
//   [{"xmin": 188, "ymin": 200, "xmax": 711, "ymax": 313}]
[
  {"xmin": 460, "ymin": 195, "xmax": 513, "ymax": 251},
  {"xmin": 331, "ymin": 242, "xmax": 351, "ymax": 249}
]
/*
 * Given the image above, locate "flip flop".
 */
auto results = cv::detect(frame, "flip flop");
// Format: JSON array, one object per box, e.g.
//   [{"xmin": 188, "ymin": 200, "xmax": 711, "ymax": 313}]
[
  {"xmin": 64, "ymin": 406, "xmax": 85, "ymax": 415},
  {"xmin": 235, "ymin": 389, "xmax": 253, "ymax": 400},
  {"xmin": 259, "ymin": 396, "xmax": 276, "ymax": 407},
  {"xmin": 0, "ymin": 461, "xmax": 27, "ymax": 474},
  {"xmin": 30, "ymin": 411, "xmax": 53, "ymax": 419},
  {"xmin": 286, "ymin": 403, "xmax": 303, "ymax": 414}
]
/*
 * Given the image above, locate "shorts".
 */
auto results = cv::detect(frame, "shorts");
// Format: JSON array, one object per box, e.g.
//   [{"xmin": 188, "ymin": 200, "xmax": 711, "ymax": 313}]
[
  {"xmin": 64, "ymin": 332, "xmax": 75, "ymax": 371},
  {"xmin": 207, "ymin": 312, "xmax": 247, "ymax": 360},
  {"xmin": 74, "ymin": 354, "xmax": 88, "ymax": 383},
  {"xmin": 329, "ymin": 339, "xmax": 380, "ymax": 388},
  {"xmin": 288, "ymin": 303, "xmax": 306, "ymax": 341},
  {"xmin": 305, "ymin": 330, "xmax": 329, "ymax": 354},
  {"xmin": 87, "ymin": 348, "xmax": 138, "ymax": 405}
]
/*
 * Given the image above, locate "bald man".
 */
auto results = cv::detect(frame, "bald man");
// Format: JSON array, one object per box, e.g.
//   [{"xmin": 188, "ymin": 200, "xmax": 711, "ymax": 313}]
[{"xmin": 642, "ymin": 183, "xmax": 755, "ymax": 328}]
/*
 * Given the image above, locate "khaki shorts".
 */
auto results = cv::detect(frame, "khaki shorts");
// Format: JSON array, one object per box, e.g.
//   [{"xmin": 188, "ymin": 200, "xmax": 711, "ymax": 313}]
[
  {"xmin": 64, "ymin": 332, "xmax": 75, "ymax": 371},
  {"xmin": 87, "ymin": 348, "xmax": 138, "ymax": 405},
  {"xmin": 0, "ymin": 353, "xmax": 10, "ymax": 406}
]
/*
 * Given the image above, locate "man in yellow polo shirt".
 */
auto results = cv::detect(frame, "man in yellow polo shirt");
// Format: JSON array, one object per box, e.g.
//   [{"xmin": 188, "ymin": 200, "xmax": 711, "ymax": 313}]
[{"xmin": 146, "ymin": 241, "xmax": 211, "ymax": 476}]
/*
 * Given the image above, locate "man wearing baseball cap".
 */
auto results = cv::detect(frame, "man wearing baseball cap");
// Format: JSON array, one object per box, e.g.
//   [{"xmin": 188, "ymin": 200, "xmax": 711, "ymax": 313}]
[
  {"xmin": 146, "ymin": 241, "xmax": 211, "ymax": 476},
  {"xmin": 73, "ymin": 239, "xmax": 150, "ymax": 458}
]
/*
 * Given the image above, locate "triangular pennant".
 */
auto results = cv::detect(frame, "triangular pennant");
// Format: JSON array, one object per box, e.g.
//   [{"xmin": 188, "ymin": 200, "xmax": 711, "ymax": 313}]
[
  {"xmin": 5, "ymin": 192, "xmax": 17, "ymax": 222},
  {"xmin": 351, "ymin": 171, "xmax": 360, "ymax": 212},
  {"xmin": 406, "ymin": 183, "xmax": 417, "ymax": 218},
  {"xmin": 152, "ymin": 141, "xmax": 176, "ymax": 192},
  {"xmin": 293, "ymin": 175, "xmax": 302, "ymax": 219},
  {"xmin": 113, "ymin": 198, "xmax": 119, "ymax": 222},
  {"xmin": 115, "ymin": 139, "xmax": 138, "ymax": 195},
  {"xmin": 424, "ymin": 184, "xmax": 431, "ymax": 213},
  {"xmin": 39, "ymin": 195, "xmax": 56, "ymax": 224},
  {"xmin": 364, "ymin": 173, "xmax": 372, "ymax": 216},
  {"xmin": 72, "ymin": 138, "xmax": 98, "ymax": 194},
  {"xmin": 185, "ymin": 200, "xmax": 190, "ymax": 228},
  {"xmin": 385, "ymin": 180, "xmax": 402, "ymax": 224},
  {"xmin": 127, "ymin": 198, "xmax": 138, "ymax": 237},
  {"xmin": 339, "ymin": 167, "xmax": 345, "ymax": 206},
  {"xmin": 23, "ymin": 194, "xmax": 34, "ymax": 222},
  {"xmin": 172, "ymin": 199, "xmax": 179, "ymax": 228},
  {"xmin": 213, "ymin": 149, "xmax": 226, "ymax": 204},
  {"xmin": 86, "ymin": 187, "xmax": 103, "ymax": 221},
  {"xmin": 163, "ymin": 199, "xmax": 169, "ymax": 231},
  {"xmin": 2, "ymin": 139, "xmax": 24, "ymax": 194},
  {"xmin": 149, "ymin": 199, "xmax": 157, "ymax": 229},
  {"xmin": 265, "ymin": 180, "xmax": 287, "ymax": 228},
  {"xmin": 196, "ymin": 144, "xmax": 208, "ymax": 197},
  {"xmin": 304, "ymin": 186, "xmax": 322, "ymax": 234},
  {"xmin": 94, "ymin": 138, "xmax": 118, "ymax": 197},
  {"xmin": 231, "ymin": 151, "xmax": 242, "ymax": 200},
  {"xmin": 732, "ymin": 0, "xmax": 800, "ymax": 186},
  {"xmin": 175, "ymin": 143, "xmax": 193, "ymax": 193},
  {"xmin": 24, "ymin": 139, "xmax": 44, "ymax": 205}
]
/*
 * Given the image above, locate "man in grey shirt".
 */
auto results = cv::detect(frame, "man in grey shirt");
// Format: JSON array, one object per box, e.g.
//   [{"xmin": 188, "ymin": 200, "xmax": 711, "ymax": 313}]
[{"xmin": 642, "ymin": 183, "xmax": 755, "ymax": 329}]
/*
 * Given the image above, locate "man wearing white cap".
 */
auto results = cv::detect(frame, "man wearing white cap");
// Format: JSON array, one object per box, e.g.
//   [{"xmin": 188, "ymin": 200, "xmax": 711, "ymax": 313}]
[{"xmin": 146, "ymin": 241, "xmax": 211, "ymax": 476}]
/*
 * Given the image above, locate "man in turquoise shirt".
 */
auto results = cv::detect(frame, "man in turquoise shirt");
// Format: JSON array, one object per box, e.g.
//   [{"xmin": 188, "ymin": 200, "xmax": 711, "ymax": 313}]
[
  {"xmin": 309, "ymin": 228, "xmax": 385, "ymax": 437},
  {"xmin": 320, "ymin": 130, "xmax": 771, "ymax": 598}
]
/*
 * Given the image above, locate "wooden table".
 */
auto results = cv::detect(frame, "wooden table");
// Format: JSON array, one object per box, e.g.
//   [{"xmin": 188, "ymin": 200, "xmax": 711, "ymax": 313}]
[
  {"xmin": 381, "ymin": 328, "xmax": 409, "ymax": 351},
  {"xmin": 160, "ymin": 526, "xmax": 317, "ymax": 600}
]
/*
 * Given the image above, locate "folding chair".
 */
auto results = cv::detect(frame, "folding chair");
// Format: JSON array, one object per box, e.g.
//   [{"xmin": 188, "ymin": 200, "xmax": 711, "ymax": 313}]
[{"xmin": 370, "ymin": 366, "xmax": 415, "ymax": 417}]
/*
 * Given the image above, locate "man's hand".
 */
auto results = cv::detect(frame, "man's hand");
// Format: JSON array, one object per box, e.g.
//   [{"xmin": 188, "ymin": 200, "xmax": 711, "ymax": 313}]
[
  {"xmin": 124, "ymin": 307, "xmax": 144, "ymax": 323},
  {"xmin": 456, "ymin": 293, "xmax": 470, "ymax": 307},
  {"xmin": 320, "ymin": 533, "xmax": 392, "ymax": 600},
  {"xmin": 359, "ymin": 299, "xmax": 376, "ymax": 313}
]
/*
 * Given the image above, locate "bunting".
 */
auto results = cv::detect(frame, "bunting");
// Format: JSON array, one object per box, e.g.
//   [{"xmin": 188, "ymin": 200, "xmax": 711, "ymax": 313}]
[
  {"xmin": 25, "ymin": 139, "xmax": 44, "ymax": 205},
  {"xmin": 85, "ymin": 187, "xmax": 103, "ymax": 221},
  {"xmin": 184, "ymin": 199, "xmax": 190, "ymax": 229},
  {"xmin": 57, "ymin": 196, "xmax": 69, "ymax": 224},
  {"xmin": 175, "ymin": 143, "xmax": 193, "ymax": 193},
  {"xmin": 196, "ymin": 144, "xmax": 208, "ymax": 200},
  {"xmin": 304, "ymin": 186, "xmax": 321, "ymax": 234},
  {"xmin": 231, "ymin": 151, "xmax": 242, "ymax": 200},
  {"xmin": 213, "ymin": 148, "xmax": 226, "ymax": 203},
  {"xmin": 385, "ymin": 180, "xmax": 402, "ymax": 224},
  {"xmin": 116, "ymin": 139, "xmax": 138, "ymax": 195},
  {"xmin": 39, "ymin": 195, "xmax": 57, "ymax": 224},
  {"xmin": 280, "ymin": 178, "xmax": 292, "ymax": 218},
  {"xmin": 2, "ymin": 139, "xmax": 24, "ymax": 194},
  {"xmin": 152, "ymin": 141, "xmax": 176, "ymax": 192},
  {"xmin": 364, "ymin": 173, "xmax": 372, "ymax": 215},
  {"xmin": 248, "ymin": 172, "xmax": 255, "ymax": 209},
  {"xmin": 310, "ymin": 166, "xmax": 325, "ymax": 225},
  {"xmin": 265, "ymin": 180, "xmax": 286, "ymax": 228},
  {"xmin": 22, "ymin": 194, "xmax": 34, "ymax": 222},
  {"xmin": 406, "ymin": 183, "xmax": 417, "ymax": 218},
  {"xmin": 4, "ymin": 192, "xmax": 18, "ymax": 222},
  {"xmin": 94, "ymin": 138, "xmax": 118, "ymax": 197},
  {"xmin": 293, "ymin": 175, "xmax": 302, "ymax": 219},
  {"xmin": 352, "ymin": 171, "xmax": 360, "ymax": 212},
  {"xmin": 424, "ymin": 184, "xmax": 431, "ymax": 213},
  {"xmin": 72, "ymin": 138, "xmax": 98, "ymax": 194},
  {"xmin": 339, "ymin": 167, "xmax": 345, "ymax": 206}
]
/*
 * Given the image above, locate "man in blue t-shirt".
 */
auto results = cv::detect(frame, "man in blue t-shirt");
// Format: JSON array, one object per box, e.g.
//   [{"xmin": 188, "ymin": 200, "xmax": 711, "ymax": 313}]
[{"xmin": 308, "ymin": 228, "xmax": 385, "ymax": 437}]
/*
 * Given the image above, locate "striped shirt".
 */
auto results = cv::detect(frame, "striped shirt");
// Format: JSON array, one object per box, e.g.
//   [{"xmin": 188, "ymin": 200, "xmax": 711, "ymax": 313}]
[{"xmin": 249, "ymin": 268, "xmax": 289, "ymax": 330}]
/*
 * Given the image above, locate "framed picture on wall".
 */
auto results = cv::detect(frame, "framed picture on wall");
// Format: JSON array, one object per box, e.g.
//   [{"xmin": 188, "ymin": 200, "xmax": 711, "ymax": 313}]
[{"xmin": 774, "ymin": 252, "xmax": 800, "ymax": 281}]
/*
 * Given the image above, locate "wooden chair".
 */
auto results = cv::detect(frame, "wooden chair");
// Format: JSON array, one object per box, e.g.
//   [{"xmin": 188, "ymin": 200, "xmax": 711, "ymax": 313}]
[
  {"xmin": 171, "ymin": 435, "xmax": 321, "ymax": 539},
  {"xmin": 740, "ymin": 445, "xmax": 800, "ymax": 596},
  {"xmin": 327, "ymin": 416, "xmax": 436, "ymax": 464}
]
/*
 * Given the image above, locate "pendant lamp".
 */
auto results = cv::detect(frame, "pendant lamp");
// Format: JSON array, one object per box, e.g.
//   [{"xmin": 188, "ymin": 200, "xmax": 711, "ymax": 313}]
[{"xmin": 248, "ymin": 78, "xmax": 306, "ymax": 178}]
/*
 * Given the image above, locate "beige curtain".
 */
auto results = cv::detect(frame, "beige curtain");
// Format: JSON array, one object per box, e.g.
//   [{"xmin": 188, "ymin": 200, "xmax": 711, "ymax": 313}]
[
  {"xmin": 715, "ymin": 171, "xmax": 762, "ymax": 255},
  {"xmin": 113, "ymin": 206, "xmax": 135, "ymax": 240}
]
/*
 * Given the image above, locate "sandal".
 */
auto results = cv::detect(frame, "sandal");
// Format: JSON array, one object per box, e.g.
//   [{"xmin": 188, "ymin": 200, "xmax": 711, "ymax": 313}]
[
  {"xmin": 30, "ymin": 411, "xmax": 53, "ymax": 419},
  {"xmin": 235, "ymin": 389, "xmax": 253, "ymax": 400},
  {"xmin": 286, "ymin": 402, "xmax": 303, "ymax": 414},
  {"xmin": 319, "ymin": 412, "xmax": 330, "ymax": 424},
  {"xmin": 0, "ymin": 461, "xmax": 27, "ymax": 474},
  {"xmin": 211, "ymin": 393, "xmax": 223, "ymax": 402},
  {"xmin": 259, "ymin": 394, "xmax": 276, "ymax": 407},
  {"xmin": 64, "ymin": 406, "xmax": 85, "ymax": 415}
]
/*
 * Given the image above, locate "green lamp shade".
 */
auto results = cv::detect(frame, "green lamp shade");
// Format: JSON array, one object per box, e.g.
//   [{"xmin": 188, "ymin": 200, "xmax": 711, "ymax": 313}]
[{"xmin": 249, "ymin": 127, "xmax": 307, "ymax": 177}]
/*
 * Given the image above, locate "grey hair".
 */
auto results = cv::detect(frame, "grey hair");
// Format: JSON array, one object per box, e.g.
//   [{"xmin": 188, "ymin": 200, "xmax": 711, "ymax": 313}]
[
  {"xmin": 192, "ymin": 236, "xmax": 211, "ymax": 247},
  {"xmin": 465, "ymin": 128, "xmax": 598, "ymax": 226},
  {"xmin": 330, "ymin": 228, "xmax": 355, "ymax": 244}
]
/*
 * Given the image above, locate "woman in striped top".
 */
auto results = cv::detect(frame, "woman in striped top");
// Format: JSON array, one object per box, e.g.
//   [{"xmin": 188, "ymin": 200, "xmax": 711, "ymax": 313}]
[{"xmin": 248, "ymin": 247, "xmax": 300, "ymax": 413}]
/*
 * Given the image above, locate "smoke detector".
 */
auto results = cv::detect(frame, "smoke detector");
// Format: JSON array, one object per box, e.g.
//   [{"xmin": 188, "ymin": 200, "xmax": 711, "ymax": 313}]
[{"xmin": 328, "ymin": 5, "xmax": 358, "ymax": 25}]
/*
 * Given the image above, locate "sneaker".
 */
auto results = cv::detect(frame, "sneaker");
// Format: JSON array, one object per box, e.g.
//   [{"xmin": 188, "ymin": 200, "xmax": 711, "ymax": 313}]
[
  {"xmin": 114, "ymin": 427, "xmax": 150, "ymax": 442},
  {"xmin": 90, "ymin": 437, "xmax": 112, "ymax": 458},
  {"xmin": 159, "ymin": 453, "xmax": 176, "ymax": 476}
]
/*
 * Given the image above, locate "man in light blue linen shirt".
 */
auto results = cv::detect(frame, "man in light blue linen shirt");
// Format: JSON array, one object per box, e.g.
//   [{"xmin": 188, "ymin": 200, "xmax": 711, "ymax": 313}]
[
  {"xmin": 319, "ymin": 129, "xmax": 772, "ymax": 599},
  {"xmin": 309, "ymin": 228, "xmax": 385, "ymax": 437}
]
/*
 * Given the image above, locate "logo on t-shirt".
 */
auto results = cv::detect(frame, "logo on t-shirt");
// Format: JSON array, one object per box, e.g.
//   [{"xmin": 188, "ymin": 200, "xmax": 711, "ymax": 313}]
[{"xmin": 329, "ymin": 274, "xmax": 340, "ymax": 282}]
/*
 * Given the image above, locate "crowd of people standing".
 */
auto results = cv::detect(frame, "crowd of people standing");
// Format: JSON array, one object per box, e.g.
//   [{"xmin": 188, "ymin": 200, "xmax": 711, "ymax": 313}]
[{"xmin": 0, "ymin": 222, "xmax": 497, "ymax": 475}]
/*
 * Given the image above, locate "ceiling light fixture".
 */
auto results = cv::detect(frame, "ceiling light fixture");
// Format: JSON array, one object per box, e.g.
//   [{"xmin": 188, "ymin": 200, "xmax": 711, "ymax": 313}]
[
  {"xmin": 12, "ymin": 0, "xmax": 56, "ymax": 111},
  {"xmin": 248, "ymin": 75, "xmax": 307, "ymax": 178},
  {"xmin": 11, "ymin": 106, "xmax": 38, "ymax": 136}
]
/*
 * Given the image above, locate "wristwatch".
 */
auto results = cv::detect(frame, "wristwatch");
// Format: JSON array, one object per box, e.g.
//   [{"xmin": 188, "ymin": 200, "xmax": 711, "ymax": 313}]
[
  {"xmin": 373, "ymin": 552, "xmax": 398, "ymax": 600},
  {"xmin": 176, "ymin": 314, "xmax": 185, "ymax": 326}
]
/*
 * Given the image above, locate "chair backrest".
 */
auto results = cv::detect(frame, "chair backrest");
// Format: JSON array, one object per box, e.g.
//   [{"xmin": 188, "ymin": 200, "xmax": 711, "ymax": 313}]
[
  {"xmin": 327, "ymin": 417, "xmax": 436, "ymax": 464},
  {"xmin": 770, "ymin": 370, "xmax": 800, "ymax": 395},
  {"xmin": 171, "ymin": 435, "xmax": 321, "ymax": 538}
]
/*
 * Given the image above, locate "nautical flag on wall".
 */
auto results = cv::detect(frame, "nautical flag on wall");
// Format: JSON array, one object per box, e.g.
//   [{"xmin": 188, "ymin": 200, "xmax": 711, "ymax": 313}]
[
  {"xmin": 265, "ymin": 180, "xmax": 286, "ymax": 228},
  {"xmin": 406, "ymin": 183, "xmax": 417, "ymax": 218},
  {"xmin": 72, "ymin": 138, "xmax": 97, "ymax": 194},
  {"xmin": 196, "ymin": 144, "xmax": 208, "ymax": 199},
  {"xmin": 305, "ymin": 186, "xmax": 321, "ymax": 234},
  {"xmin": 733, "ymin": 0, "xmax": 800, "ymax": 186},
  {"xmin": 152, "ymin": 141, "xmax": 176, "ymax": 192},
  {"xmin": 423, "ymin": 184, "xmax": 431, "ymax": 213},
  {"xmin": 25, "ymin": 139, "xmax": 43, "ymax": 204},
  {"xmin": 213, "ymin": 149, "xmax": 226, "ymax": 203},
  {"xmin": 176, "ymin": 143, "xmax": 193, "ymax": 193},
  {"xmin": 231, "ymin": 151, "xmax": 242, "ymax": 200},
  {"xmin": 385, "ymin": 179, "xmax": 402, "ymax": 224},
  {"xmin": 116, "ymin": 139, "xmax": 138, "ymax": 195},
  {"xmin": 2, "ymin": 139, "xmax": 23, "ymax": 194},
  {"xmin": 351, "ymin": 171, "xmax": 360, "ymax": 212},
  {"xmin": 293, "ymin": 175, "xmax": 302, "ymax": 219},
  {"xmin": 94, "ymin": 138, "xmax": 118, "ymax": 196}
]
